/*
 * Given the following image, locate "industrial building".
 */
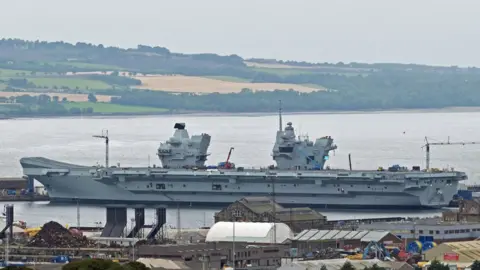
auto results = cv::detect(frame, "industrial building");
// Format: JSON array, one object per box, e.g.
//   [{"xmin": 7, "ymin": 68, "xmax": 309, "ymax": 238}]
[
  {"xmin": 443, "ymin": 198, "xmax": 480, "ymax": 223},
  {"xmin": 214, "ymin": 197, "xmax": 327, "ymax": 232},
  {"xmin": 424, "ymin": 240, "xmax": 480, "ymax": 263},
  {"xmin": 287, "ymin": 229, "xmax": 403, "ymax": 256},
  {"xmin": 278, "ymin": 258, "xmax": 413, "ymax": 270},
  {"xmin": 137, "ymin": 242, "xmax": 285, "ymax": 269},
  {"xmin": 0, "ymin": 178, "xmax": 27, "ymax": 190},
  {"xmin": 358, "ymin": 217, "xmax": 480, "ymax": 243}
]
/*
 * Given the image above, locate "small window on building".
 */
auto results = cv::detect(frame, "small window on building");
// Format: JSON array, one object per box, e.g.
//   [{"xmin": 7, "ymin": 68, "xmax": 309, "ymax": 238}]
[
  {"xmin": 436, "ymin": 231, "xmax": 440, "ymax": 234},
  {"xmin": 419, "ymin": 230, "xmax": 424, "ymax": 234},
  {"xmin": 429, "ymin": 230, "xmax": 434, "ymax": 234},
  {"xmin": 212, "ymin": 184, "xmax": 222, "ymax": 190},
  {"xmin": 410, "ymin": 230, "xmax": 415, "ymax": 233},
  {"xmin": 155, "ymin": 183, "xmax": 165, "ymax": 189},
  {"xmin": 455, "ymin": 230, "xmax": 459, "ymax": 233},
  {"xmin": 444, "ymin": 230, "xmax": 449, "ymax": 234}
]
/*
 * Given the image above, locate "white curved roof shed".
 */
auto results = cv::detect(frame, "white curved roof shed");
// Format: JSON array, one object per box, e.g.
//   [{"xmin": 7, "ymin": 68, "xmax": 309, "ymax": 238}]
[{"xmin": 206, "ymin": 222, "xmax": 293, "ymax": 244}]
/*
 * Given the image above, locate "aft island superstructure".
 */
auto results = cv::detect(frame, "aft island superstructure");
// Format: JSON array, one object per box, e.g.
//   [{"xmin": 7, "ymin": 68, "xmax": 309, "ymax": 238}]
[{"xmin": 20, "ymin": 112, "xmax": 466, "ymax": 209}]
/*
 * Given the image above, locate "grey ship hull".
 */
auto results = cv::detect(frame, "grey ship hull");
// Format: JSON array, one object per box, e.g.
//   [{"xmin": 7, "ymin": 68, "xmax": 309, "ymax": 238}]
[{"xmin": 20, "ymin": 157, "xmax": 466, "ymax": 209}]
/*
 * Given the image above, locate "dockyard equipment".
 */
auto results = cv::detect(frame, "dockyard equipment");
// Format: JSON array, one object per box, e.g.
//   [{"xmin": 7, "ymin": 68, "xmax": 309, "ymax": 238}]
[
  {"xmin": 363, "ymin": 241, "xmax": 391, "ymax": 260},
  {"xmin": 93, "ymin": 129, "xmax": 109, "ymax": 168},
  {"xmin": 423, "ymin": 136, "xmax": 480, "ymax": 170}
]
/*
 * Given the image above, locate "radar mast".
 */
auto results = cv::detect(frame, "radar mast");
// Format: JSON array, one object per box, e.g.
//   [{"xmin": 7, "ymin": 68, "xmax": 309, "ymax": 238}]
[{"xmin": 278, "ymin": 100, "xmax": 283, "ymax": 132}]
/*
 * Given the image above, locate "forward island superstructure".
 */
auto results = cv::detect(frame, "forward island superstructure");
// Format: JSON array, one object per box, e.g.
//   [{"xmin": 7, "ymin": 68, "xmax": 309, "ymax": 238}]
[{"xmin": 20, "ymin": 111, "xmax": 466, "ymax": 209}]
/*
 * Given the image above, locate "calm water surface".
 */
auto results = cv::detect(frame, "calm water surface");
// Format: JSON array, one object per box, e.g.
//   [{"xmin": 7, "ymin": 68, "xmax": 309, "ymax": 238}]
[{"xmin": 1, "ymin": 111, "xmax": 479, "ymax": 228}]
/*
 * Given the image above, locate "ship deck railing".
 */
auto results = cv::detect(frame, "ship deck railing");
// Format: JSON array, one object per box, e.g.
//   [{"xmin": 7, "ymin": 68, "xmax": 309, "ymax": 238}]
[{"xmin": 92, "ymin": 167, "xmax": 468, "ymax": 183}]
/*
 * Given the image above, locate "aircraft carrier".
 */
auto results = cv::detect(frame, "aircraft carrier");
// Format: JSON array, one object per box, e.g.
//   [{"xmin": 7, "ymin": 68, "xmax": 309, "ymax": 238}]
[{"xmin": 19, "ymin": 110, "xmax": 467, "ymax": 209}]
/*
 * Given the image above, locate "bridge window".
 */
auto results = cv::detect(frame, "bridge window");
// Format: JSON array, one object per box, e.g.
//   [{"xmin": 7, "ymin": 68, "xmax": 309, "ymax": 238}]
[
  {"xmin": 279, "ymin": 147, "xmax": 294, "ymax": 153},
  {"xmin": 156, "ymin": 184, "xmax": 165, "ymax": 190}
]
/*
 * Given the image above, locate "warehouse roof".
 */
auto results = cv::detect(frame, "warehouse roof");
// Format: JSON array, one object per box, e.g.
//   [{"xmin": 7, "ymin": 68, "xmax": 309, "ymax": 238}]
[
  {"xmin": 360, "ymin": 231, "xmax": 393, "ymax": 242},
  {"xmin": 238, "ymin": 197, "xmax": 283, "ymax": 214},
  {"xmin": 291, "ymin": 229, "xmax": 395, "ymax": 242},
  {"xmin": 278, "ymin": 258, "xmax": 393, "ymax": 270},
  {"xmin": 424, "ymin": 240, "xmax": 480, "ymax": 262},
  {"xmin": 237, "ymin": 197, "xmax": 325, "ymax": 221}
]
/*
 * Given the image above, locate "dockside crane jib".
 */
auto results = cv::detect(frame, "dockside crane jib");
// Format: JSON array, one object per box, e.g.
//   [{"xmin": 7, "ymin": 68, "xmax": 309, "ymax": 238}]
[{"xmin": 422, "ymin": 136, "xmax": 480, "ymax": 170}]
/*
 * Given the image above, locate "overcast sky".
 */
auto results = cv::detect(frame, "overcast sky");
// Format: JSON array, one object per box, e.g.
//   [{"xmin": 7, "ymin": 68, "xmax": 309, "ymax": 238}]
[{"xmin": 1, "ymin": 0, "xmax": 479, "ymax": 66}]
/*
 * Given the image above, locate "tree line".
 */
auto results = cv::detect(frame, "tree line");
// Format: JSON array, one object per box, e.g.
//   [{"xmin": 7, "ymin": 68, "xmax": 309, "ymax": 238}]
[{"xmin": 0, "ymin": 94, "xmax": 95, "ymax": 116}]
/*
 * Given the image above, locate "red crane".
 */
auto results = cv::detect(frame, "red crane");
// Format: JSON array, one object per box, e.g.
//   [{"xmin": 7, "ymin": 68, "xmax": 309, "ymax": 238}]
[{"xmin": 223, "ymin": 147, "xmax": 235, "ymax": 169}]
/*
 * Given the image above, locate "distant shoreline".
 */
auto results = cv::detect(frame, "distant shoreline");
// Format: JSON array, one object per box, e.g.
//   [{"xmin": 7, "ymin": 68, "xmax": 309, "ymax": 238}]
[{"xmin": 2, "ymin": 106, "xmax": 480, "ymax": 120}]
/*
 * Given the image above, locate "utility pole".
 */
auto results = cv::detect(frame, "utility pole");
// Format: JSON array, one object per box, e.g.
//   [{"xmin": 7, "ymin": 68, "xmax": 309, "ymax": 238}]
[
  {"xmin": 132, "ymin": 242, "xmax": 135, "ymax": 261},
  {"xmin": 176, "ymin": 203, "xmax": 181, "ymax": 241},
  {"xmin": 5, "ymin": 230, "xmax": 9, "ymax": 265},
  {"xmin": 93, "ymin": 129, "xmax": 109, "ymax": 168},
  {"xmin": 423, "ymin": 136, "xmax": 480, "ymax": 170},
  {"xmin": 76, "ymin": 197, "xmax": 80, "ymax": 229},
  {"xmin": 94, "ymin": 221, "xmax": 102, "ymax": 256},
  {"xmin": 232, "ymin": 211, "xmax": 236, "ymax": 270},
  {"xmin": 271, "ymin": 176, "xmax": 277, "ymax": 245}
]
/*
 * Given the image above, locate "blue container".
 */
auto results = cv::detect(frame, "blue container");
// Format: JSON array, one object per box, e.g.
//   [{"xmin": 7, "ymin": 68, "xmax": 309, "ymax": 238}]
[
  {"xmin": 457, "ymin": 190, "xmax": 473, "ymax": 200},
  {"xmin": 52, "ymin": 255, "xmax": 70, "ymax": 263}
]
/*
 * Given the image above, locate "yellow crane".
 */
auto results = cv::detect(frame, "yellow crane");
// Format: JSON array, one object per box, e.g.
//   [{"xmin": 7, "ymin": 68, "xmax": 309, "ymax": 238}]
[{"xmin": 423, "ymin": 136, "xmax": 480, "ymax": 170}]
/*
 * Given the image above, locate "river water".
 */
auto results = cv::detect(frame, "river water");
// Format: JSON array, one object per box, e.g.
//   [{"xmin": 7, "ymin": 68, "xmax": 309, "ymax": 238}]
[{"xmin": 1, "ymin": 111, "xmax": 480, "ymax": 228}]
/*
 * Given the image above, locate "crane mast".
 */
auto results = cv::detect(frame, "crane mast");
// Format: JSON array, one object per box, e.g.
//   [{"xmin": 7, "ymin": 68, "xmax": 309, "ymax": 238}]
[
  {"xmin": 423, "ymin": 136, "xmax": 480, "ymax": 170},
  {"xmin": 93, "ymin": 129, "xmax": 109, "ymax": 168},
  {"xmin": 224, "ymin": 147, "xmax": 234, "ymax": 169}
]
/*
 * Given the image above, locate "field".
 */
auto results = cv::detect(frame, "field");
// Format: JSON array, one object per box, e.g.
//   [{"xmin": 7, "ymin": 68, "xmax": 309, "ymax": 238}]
[
  {"xmin": 203, "ymin": 76, "xmax": 251, "ymax": 83},
  {"xmin": 245, "ymin": 61, "xmax": 372, "ymax": 77},
  {"xmin": 0, "ymin": 68, "xmax": 46, "ymax": 77},
  {"xmin": 134, "ymin": 75, "xmax": 323, "ymax": 93},
  {"xmin": 250, "ymin": 66, "xmax": 368, "ymax": 77},
  {"xmin": 55, "ymin": 62, "xmax": 122, "ymax": 70},
  {"xmin": 63, "ymin": 102, "xmax": 167, "ymax": 113},
  {"xmin": 0, "ymin": 92, "xmax": 113, "ymax": 102},
  {"xmin": 244, "ymin": 61, "xmax": 315, "ymax": 69},
  {"xmin": 28, "ymin": 77, "xmax": 111, "ymax": 89}
]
